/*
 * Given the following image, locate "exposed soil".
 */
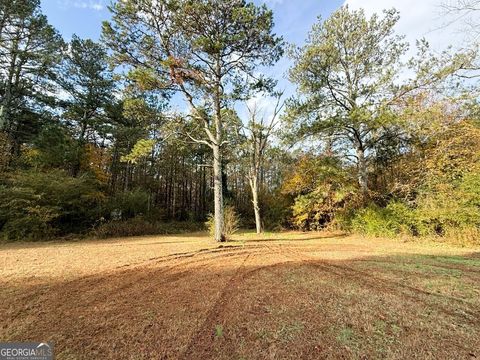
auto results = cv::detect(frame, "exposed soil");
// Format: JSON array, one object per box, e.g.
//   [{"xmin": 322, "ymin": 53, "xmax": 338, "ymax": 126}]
[{"xmin": 1, "ymin": 232, "xmax": 479, "ymax": 359}]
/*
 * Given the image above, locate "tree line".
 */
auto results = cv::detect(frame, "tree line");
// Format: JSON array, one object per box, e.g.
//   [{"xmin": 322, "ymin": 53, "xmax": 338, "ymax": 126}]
[{"xmin": 0, "ymin": 0, "xmax": 479, "ymax": 243}]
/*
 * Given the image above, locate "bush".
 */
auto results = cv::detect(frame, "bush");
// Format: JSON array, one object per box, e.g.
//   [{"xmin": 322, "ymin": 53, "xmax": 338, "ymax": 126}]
[
  {"xmin": 414, "ymin": 171, "xmax": 480, "ymax": 237},
  {"xmin": 92, "ymin": 217, "xmax": 204, "ymax": 238},
  {"xmin": 0, "ymin": 170, "xmax": 105, "ymax": 241},
  {"xmin": 350, "ymin": 201, "xmax": 415, "ymax": 237},
  {"xmin": 205, "ymin": 205, "xmax": 240, "ymax": 240},
  {"xmin": 284, "ymin": 154, "xmax": 357, "ymax": 231},
  {"xmin": 407, "ymin": 120, "xmax": 480, "ymax": 241},
  {"xmin": 107, "ymin": 189, "xmax": 150, "ymax": 219},
  {"xmin": 291, "ymin": 186, "xmax": 356, "ymax": 231},
  {"xmin": 262, "ymin": 190, "xmax": 292, "ymax": 231},
  {"xmin": 0, "ymin": 211, "xmax": 57, "ymax": 241}
]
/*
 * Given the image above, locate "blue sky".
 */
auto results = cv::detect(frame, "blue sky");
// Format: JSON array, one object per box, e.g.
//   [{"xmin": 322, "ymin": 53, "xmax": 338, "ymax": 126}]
[
  {"xmin": 40, "ymin": 0, "xmax": 470, "ymax": 115},
  {"xmin": 40, "ymin": 0, "xmax": 343, "ymax": 113},
  {"xmin": 40, "ymin": 0, "xmax": 467, "ymax": 49},
  {"xmin": 40, "ymin": 0, "xmax": 110, "ymax": 41},
  {"xmin": 40, "ymin": 0, "xmax": 343, "ymax": 43}
]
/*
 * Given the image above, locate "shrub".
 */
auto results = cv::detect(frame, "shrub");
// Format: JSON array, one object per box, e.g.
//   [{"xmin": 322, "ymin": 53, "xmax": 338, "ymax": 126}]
[
  {"xmin": 412, "ymin": 170, "xmax": 480, "ymax": 238},
  {"xmin": 284, "ymin": 154, "xmax": 357, "ymax": 231},
  {"xmin": 107, "ymin": 189, "xmax": 150, "ymax": 219},
  {"xmin": 0, "ymin": 209, "xmax": 57, "ymax": 241},
  {"xmin": 291, "ymin": 186, "xmax": 356, "ymax": 231},
  {"xmin": 350, "ymin": 201, "xmax": 415, "ymax": 237},
  {"xmin": 261, "ymin": 190, "xmax": 292, "ymax": 231},
  {"xmin": 0, "ymin": 170, "xmax": 105, "ymax": 241},
  {"xmin": 205, "ymin": 205, "xmax": 240, "ymax": 240},
  {"xmin": 408, "ymin": 120, "xmax": 480, "ymax": 240}
]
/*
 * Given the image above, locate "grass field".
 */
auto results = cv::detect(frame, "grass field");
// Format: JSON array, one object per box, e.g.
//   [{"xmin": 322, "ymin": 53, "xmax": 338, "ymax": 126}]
[{"xmin": 1, "ymin": 231, "xmax": 479, "ymax": 359}]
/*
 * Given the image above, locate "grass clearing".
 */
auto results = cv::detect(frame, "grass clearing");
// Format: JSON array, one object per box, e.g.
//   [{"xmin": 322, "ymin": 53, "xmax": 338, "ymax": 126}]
[{"xmin": 1, "ymin": 231, "xmax": 479, "ymax": 359}]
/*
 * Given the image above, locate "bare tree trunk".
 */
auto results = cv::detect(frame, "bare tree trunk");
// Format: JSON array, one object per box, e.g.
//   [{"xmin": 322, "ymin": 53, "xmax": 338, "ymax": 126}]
[
  {"xmin": 178, "ymin": 55, "xmax": 225, "ymax": 240},
  {"xmin": 124, "ymin": 161, "xmax": 130, "ymax": 192},
  {"xmin": 249, "ymin": 175, "xmax": 262, "ymax": 234},
  {"xmin": 356, "ymin": 146, "xmax": 368, "ymax": 195},
  {"xmin": 211, "ymin": 58, "xmax": 225, "ymax": 242},
  {"xmin": 213, "ymin": 144, "xmax": 224, "ymax": 242},
  {"xmin": 244, "ymin": 93, "xmax": 282, "ymax": 234}
]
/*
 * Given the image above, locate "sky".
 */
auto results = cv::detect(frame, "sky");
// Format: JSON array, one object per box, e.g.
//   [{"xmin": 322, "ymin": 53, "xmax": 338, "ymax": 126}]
[
  {"xmin": 40, "ymin": 0, "xmax": 342, "ymax": 43},
  {"xmin": 345, "ymin": 0, "xmax": 471, "ymax": 53},
  {"xmin": 40, "ymin": 0, "xmax": 470, "ymax": 57},
  {"xmin": 40, "ymin": 0, "xmax": 472, "ymax": 116}
]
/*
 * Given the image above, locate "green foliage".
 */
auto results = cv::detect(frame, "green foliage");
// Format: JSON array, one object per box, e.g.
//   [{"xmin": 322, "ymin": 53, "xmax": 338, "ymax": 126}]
[
  {"xmin": 410, "ymin": 121, "xmax": 480, "ymax": 240},
  {"xmin": 285, "ymin": 6, "xmax": 408, "ymax": 193},
  {"xmin": 261, "ymin": 190, "xmax": 292, "ymax": 231},
  {"xmin": 286, "ymin": 103, "xmax": 480, "ymax": 245},
  {"xmin": 289, "ymin": 6, "xmax": 406, "ymax": 107},
  {"xmin": 0, "ymin": 0, "xmax": 65, "ymax": 137},
  {"xmin": 0, "ymin": 170, "xmax": 105, "ymax": 241},
  {"xmin": 214, "ymin": 325, "xmax": 224, "ymax": 339},
  {"xmin": 58, "ymin": 35, "xmax": 114, "ymax": 127},
  {"xmin": 29, "ymin": 124, "xmax": 77, "ymax": 170},
  {"xmin": 121, "ymin": 139, "xmax": 155, "ymax": 164},
  {"xmin": 414, "ymin": 171, "xmax": 480, "ymax": 238},
  {"xmin": 0, "ymin": 0, "xmax": 478, "ymax": 245},
  {"xmin": 108, "ymin": 189, "xmax": 150, "ymax": 219},
  {"xmin": 103, "ymin": 0, "xmax": 284, "ymax": 241},
  {"xmin": 348, "ymin": 202, "xmax": 413, "ymax": 237},
  {"xmin": 284, "ymin": 154, "xmax": 357, "ymax": 231},
  {"xmin": 122, "ymin": 97, "xmax": 165, "ymax": 129},
  {"xmin": 104, "ymin": 0, "xmax": 283, "ymax": 98},
  {"xmin": 205, "ymin": 205, "xmax": 240, "ymax": 240},
  {"xmin": 291, "ymin": 186, "xmax": 356, "ymax": 231},
  {"xmin": 344, "ymin": 169, "xmax": 480, "ymax": 241}
]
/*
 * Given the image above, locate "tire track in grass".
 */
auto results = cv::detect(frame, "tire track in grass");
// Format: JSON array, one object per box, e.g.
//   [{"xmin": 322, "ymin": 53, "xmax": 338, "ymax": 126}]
[
  {"xmin": 5, "ymin": 247, "xmax": 264, "ymax": 324},
  {"xmin": 114, "ymin": 244, "xmax": 266, "ymax": 271},
  {"xmin": 180, "ymin": 251, "xmax": 253, "ymax": 359},
  {"xmin": 278, "ymin": 244, "xmax": 480, "ymax": 325},
  {"xmin": 3, "ymin": 246, "xmax": 274, "ymax": 356},
  {"xmin": 180, "ymin": 244, "xmax": 297, "ymax": 359}
]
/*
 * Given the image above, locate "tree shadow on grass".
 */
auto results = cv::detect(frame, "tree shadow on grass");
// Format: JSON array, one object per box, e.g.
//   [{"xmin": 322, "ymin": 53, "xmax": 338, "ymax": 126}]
[
  {"xmin": 1, "ymin": 247, "xmax": 479, "ymax": 359},
  {"xmin": 239, "ymin": 233, "xmax": 350, "ymax": 243}
]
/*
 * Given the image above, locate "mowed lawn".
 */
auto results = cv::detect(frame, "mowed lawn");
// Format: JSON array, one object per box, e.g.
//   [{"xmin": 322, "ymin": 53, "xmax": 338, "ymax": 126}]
[{"xmin": 1, "ymin": 232, "xmax": 480, "ymax": 359}]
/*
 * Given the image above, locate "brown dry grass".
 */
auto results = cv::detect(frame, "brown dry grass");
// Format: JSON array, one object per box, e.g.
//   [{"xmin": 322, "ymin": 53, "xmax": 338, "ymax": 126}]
[{"xmin": 1, "ymin": 231, "xmax": 479, "ymax": 359}]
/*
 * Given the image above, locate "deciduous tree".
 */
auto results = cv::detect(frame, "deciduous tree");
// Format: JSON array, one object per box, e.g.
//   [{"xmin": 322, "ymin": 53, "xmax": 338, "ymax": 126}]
[{"xmin": 242, "ymin": 94, "xmax": 283, "ymax": 233}]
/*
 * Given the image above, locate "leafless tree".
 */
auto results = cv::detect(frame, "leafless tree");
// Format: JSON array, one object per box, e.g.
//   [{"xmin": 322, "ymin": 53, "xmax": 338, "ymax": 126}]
[
  {"xmin": 243, "ymin": 93, "xmax": 284, "ymax": 234},
  {"xmin": 441, "ymin": 0, "xmax": 480, "ymax": 36}
]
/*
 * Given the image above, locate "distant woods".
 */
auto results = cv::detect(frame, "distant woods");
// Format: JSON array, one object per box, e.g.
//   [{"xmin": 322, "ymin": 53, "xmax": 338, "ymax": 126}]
[{"xmin": 0, "ymin": 0, "xmax": 479, "ymax": 243}]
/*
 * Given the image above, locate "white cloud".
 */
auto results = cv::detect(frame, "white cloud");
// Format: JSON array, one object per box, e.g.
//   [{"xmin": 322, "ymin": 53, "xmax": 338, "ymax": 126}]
[
  {"xmin": 261, "ymin": 0, "xmax": 285, "ymax": 7},
  {"xmin": 59, "ymin": 0, "xmax": 105, "ymax": 11},
  {"xmin": 343, "ymin": 0, "xmax": 472, "ymax": 52},
  {"xmin": 237, "ymin": 92, "xmax": 282, "ymax": 129},
  {"xmin": 246, "ymin": 93, "xmax": 277, "ymax": 118}
]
